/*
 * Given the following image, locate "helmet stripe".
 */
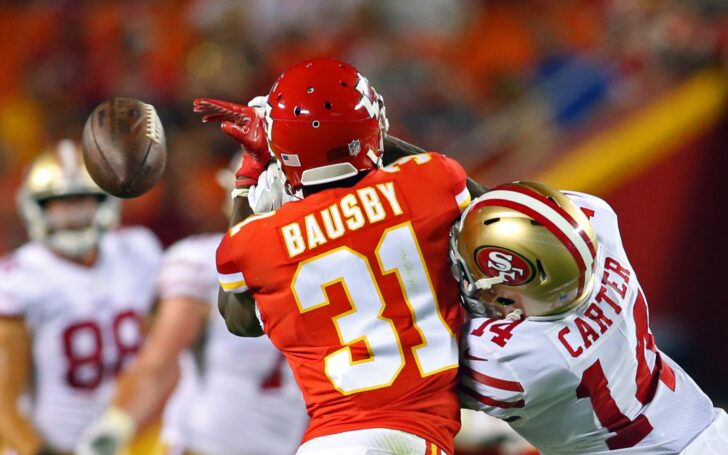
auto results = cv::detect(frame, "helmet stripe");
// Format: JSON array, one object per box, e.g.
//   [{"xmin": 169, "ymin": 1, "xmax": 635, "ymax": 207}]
[
  {"xmin": 478, "ymin": 190, "xmax": 596, "ymax": 296},
  {"xmin": 483, "ymin": 198, "xmax": 587, "ymax": 295},
  {"xmin": 499, "ymin": 183, "xmax": 597, "ymax": 258},
  {"xmin": 57, "ymin": 140, "xmax": 79, "ymax": 177}
]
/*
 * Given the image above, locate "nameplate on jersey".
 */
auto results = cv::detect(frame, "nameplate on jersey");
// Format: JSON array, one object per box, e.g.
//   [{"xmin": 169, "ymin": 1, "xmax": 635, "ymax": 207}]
[
  {"xmin": 547, "ymin": 255, "xmax": 635, "ymax": 365},
  {"xmin": 280, "ymin": 182, "xmax": 405, "ymax": 259}
]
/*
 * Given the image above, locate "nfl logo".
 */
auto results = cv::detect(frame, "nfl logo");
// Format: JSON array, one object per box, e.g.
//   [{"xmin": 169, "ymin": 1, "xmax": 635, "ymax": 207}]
[{"xmin": 348, "ymin": 139, "xmax": 361, "ymax": 156}]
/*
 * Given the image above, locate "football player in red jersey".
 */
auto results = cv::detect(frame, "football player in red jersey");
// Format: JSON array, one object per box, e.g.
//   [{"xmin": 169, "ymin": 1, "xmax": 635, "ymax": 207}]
[{"xmin": 194, "ymin": 58, "xmax": 486, "ymax": 455}]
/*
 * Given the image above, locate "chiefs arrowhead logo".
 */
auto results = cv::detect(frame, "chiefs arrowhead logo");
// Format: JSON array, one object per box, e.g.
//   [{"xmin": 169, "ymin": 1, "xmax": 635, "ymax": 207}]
[{"xmin": 475, "ymin": 247, "xmax": 534, "ymax": 286}]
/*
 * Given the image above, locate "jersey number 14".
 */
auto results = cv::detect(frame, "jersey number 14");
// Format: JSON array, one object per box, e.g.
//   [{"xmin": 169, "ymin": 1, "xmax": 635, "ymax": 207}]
[{"xmin": 577, "ymin": 292, "xmax": 676, "ymax": 449}]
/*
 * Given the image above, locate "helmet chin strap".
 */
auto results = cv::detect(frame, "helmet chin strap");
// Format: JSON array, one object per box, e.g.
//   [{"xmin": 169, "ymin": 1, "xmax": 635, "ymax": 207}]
[{"xmin": 474, "ymin": 276, "xmax": 506, "ymax": 290}]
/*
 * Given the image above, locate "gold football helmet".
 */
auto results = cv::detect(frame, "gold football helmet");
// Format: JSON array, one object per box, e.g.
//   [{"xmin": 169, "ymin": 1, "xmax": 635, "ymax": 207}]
[
  {"xmin": 449, "ymin": 181, "xmax": 598, "ymax": 318},
  {"xmin": 17, "ymin": 140, "xmax": 120, "ymax": 257}
]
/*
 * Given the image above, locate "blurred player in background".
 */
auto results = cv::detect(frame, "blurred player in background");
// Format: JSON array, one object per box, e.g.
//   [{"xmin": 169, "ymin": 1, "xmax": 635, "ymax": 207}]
[
  {"xmin": 195, "ymin": 57, "xmax": 486, "ymax": 455},
  {"xmin": 0, "ymin": 141, "xmax": 161, "ymax": 455},
  {"xmin": 76, "ymin": 158, "xmax": 308, "ymax": 455},
  {"xmin": 451, "ymin": 182, "xmax": 728, "ymax": 454}
]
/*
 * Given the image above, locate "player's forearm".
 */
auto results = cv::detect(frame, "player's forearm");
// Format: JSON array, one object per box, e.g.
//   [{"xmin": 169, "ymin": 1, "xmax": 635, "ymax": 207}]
[
  {"xmin": 111, "ymin": 356, "xmax": 180, "ymax": 427},
  {"xmin": 230, "ymin": 192, "xmax": 254, "ymax": 227},
  {"xmin": 383, "ymin": 136, "xmax": 488, "ymax": 197},
  {"xmin": 0, "ymin": 407, "xmax": 45, "ymax": 455},
  {"xmin": 465, "ymin": 178, "xmax": 488, "ymax": 198},
  {"xmin": 383, "ymin": 135, "xmax": 426, "ymax": 163}
]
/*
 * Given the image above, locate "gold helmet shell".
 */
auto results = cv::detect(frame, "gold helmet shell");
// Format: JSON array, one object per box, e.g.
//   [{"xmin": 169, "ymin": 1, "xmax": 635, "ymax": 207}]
[
  {"xmin": 450, "ymin": 181, "xmax": 598, "ymax": 318},
  {"xmin": 17, "ymin": 140, "xmax": 120, "ymax": 256}
]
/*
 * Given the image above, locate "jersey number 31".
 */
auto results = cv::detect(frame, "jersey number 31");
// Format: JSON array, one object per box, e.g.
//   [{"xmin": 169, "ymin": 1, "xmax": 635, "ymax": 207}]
[{"xmin": 292, "ymin": 223, "xmax": 458, "ymax": 395}]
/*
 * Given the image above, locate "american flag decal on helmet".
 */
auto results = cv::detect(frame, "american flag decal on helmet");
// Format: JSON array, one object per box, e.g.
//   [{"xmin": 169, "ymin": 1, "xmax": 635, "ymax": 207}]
[{"xmin": 281, "ymin": 153, "xmax": 301, "ymax": 167}]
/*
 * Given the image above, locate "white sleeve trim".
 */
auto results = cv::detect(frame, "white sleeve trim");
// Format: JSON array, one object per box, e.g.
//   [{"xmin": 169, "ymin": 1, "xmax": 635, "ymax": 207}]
[
  {"xmin": 217, "ymin": 271, "xmax": 248, "ymax": 293},
  {"xmin": 456, "ymin": 187, "xmax": 471, "ymax": 210}
]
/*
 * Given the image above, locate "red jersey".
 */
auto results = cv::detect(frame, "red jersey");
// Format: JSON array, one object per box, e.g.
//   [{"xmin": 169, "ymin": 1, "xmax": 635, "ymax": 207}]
[{"xmin": 217, "ymin": 152, "xmax": 471, "ymax": 453}]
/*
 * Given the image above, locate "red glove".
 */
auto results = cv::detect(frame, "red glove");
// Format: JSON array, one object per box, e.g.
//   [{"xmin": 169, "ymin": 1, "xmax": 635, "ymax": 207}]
[{"xmin": 193, "ymin": 98, "xmax": 271, "ymax": 187}]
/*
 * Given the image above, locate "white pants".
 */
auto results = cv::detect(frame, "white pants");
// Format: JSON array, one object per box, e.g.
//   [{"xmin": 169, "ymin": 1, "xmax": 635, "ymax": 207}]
[
  {"xmin": 296, "ymin": 428, "xmax": 446, "ymax": 455},
  {"xmin": 681, "ymin": 408, "xmax": 728, "ymax": 454}
]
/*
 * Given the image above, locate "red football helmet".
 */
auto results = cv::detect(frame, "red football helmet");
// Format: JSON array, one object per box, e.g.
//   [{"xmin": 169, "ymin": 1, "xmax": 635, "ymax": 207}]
[{"xmin": 264, "ymin": 58, "xmax": 389, "ymax": 191}]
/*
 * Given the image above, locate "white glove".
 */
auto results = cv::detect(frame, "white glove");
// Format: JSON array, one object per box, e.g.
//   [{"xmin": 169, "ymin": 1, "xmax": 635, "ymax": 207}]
[
  {"xmin": 247, "ymin": 95, "xmax": 268, "ymax": 113},
  {"xmin": 75, "ymin": 407, "xmax": 136, "ymax": 455},
  {"xmin": 248, "ymin": 161, "xmax": 287, "ymax": 213}
]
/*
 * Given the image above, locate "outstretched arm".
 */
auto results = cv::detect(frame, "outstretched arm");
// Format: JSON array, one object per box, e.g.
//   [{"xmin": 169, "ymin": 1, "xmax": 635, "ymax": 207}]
[
  {"xmin": 194, "ymin": 98, "xmax": 269, "ymax": 338},
  {"xmin": 383, "ymin": 136, "xmax": 489, "ymax": 198},
  {"xmin": 218, "ymin": 197, "xmax": 265, "ymax": 338}
]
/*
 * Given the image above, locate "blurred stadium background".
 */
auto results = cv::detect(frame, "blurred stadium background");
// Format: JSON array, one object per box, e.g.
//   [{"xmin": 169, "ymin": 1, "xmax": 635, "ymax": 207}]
[{"xmin": 1, "ymin": 0, "xmax": 727, "ymax": 427}]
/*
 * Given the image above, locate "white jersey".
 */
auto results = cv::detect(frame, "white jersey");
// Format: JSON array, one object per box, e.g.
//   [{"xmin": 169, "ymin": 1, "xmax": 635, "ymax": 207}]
[
  {"xmin": 460, "ymin": 193, "xmax": 717, "ymax": 455},
  {"xmin": 156, "ymin": 233, "xmax": 308, "ymax": 455},
  {"xmin": 0, "ymin": 227, "xmax": 161, "ymax": 451}
]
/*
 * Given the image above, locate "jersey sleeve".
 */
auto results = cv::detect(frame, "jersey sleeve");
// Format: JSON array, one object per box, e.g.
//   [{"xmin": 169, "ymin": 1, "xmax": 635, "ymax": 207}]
[
  {"xmin": 459, "ymin": 319, "xmax": 527, "ymax": 421},
  {"xmin": 0, "ymin": 255, "xmax": 32, "ymax": 318},
  {"xmin": 216, "ymin": 230, "xmax": 249, "ymax": 294},
  {"xmin": 157, "ymin": 236, "xmax": 219, "ymax": 302},
  {"xmin": 562, "ymin": 191, "xmax": 628, "ymax": 259},
  {"xmin": 431, "ymin": 152, "xmax": 471, "ymax": 211}
]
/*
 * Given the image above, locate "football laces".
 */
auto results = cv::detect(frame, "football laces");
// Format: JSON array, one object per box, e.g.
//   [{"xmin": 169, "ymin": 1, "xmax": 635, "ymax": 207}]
[{"xmin": 144, "ymin": 103, "xmax": 163, "ymax": 144}]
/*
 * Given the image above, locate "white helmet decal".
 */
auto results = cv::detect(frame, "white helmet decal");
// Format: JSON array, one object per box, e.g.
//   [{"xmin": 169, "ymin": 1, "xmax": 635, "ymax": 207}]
[{"xmin": 354, "ymin": 73, "xmax": 381, "ymax": 119}]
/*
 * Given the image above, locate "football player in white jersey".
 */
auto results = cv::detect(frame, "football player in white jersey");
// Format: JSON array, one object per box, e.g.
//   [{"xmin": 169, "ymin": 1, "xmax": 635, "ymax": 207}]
[
  {"xmin": 0, "ymin": 141, "xmax": 161, "ymax": 455},
  {"xmin": 450, "ymin": 181, "xmax": 728, "ymax": 455},
  {"xmin": 76, "ymin": 159, "xmax": 308, "ymax": 455}
]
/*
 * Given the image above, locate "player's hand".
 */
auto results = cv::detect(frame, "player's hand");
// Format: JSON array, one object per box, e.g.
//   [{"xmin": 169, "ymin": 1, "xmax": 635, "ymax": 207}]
[
  {"xmin": 249, "ymin": 161, "xmax": 286, "ymax": 213},
  {"xmin": 193, "ymin": 97, "xmax": 272, "ymax": 187},
  {"xmin": 193, "ymin": 97, "xmax": 257, "ymax": 124},
  {"xmin": 75, "ymin": 408, "xmax": 135, "ymax": 455}
]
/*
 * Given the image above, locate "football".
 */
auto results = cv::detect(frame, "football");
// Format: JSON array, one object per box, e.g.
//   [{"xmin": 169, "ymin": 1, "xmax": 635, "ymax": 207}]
[{"xmin": 81, "ymin": 97, "xmax": 167, "ymax": 198}]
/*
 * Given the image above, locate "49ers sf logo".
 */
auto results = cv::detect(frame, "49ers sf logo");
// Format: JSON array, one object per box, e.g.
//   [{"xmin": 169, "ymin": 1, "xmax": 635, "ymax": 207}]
[{"xmin": 475, "ymin": 247, "xmax": 534, "ymax": 285}]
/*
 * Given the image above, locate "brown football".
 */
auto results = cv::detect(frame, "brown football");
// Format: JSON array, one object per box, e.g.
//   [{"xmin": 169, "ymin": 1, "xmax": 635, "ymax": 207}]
[{"xmin": 82, "ymin": 97, "xmax": 167, "ymax": 198}]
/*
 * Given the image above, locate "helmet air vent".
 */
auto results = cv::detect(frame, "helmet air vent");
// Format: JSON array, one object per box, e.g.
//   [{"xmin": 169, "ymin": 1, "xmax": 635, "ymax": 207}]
[
  {"xmin": 325, "ymin": 101, "xmax": 332, "ymax": 109},
  {"xmin": 294, "ymin": 106, "xmax": 302, "ymax": 116},
  {"xmin": 340, "ymin": 81, "xmax": 348, "ymax": 87},
  {"xmin": 484, "ymin": 218, "xmax": 499, "ymax": 225}
]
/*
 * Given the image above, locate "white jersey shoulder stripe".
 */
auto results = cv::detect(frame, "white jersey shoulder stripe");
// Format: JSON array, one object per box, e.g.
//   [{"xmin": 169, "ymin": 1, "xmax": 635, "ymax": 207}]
[
  {"xmin": 218, "ymin": 271, "xmax": 248, "ymax": 293},
  {"xmin": 455, "ymin": 187, "xmax": 471, "ymax": 211}
]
